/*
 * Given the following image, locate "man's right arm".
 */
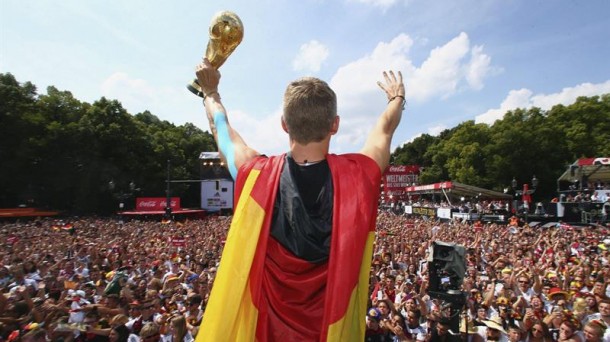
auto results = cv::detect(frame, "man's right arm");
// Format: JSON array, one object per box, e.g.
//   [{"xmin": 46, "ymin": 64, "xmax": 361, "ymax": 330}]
[{"xmin": 196, "ymin": 59, "xmax": 259, "ymax": 179}]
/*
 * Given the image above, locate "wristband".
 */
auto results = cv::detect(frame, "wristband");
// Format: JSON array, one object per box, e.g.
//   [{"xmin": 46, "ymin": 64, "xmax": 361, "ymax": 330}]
[
  {"xmin": 388, "ymin": 95, "xmax": 406, "ymax": 109},
  {"xmin": 388, "ymin": 95, "xmax": 405, "ymax": 103},
  {"xmin": 203, "ymin": 91, "xmax": 219, "ymax": 100}
]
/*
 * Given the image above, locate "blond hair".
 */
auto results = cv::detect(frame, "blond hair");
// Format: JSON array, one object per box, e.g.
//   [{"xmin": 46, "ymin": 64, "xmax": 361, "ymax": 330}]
[{"xmin": 283, "ymin": 77, "xmax": 337, "ymax": 144}]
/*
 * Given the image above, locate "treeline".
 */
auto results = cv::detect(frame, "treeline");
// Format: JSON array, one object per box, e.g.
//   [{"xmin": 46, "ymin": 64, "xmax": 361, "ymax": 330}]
[
  {"xmin": 1, "ymin": 73, "xmax": 609, "ymax": 214},
  {"xmin": 392, "ymin": 93, "xmax": 610, "ymax": 200},
  {"xmin": 0, "ymin": 73, "xmax": 216, "ymax": 214}
]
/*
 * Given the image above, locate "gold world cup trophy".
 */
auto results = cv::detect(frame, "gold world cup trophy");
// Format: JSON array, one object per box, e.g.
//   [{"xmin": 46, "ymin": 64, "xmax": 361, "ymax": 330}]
[{"xmin": 187, "ymin": 11, "xmax": 244, "ymax": 97}]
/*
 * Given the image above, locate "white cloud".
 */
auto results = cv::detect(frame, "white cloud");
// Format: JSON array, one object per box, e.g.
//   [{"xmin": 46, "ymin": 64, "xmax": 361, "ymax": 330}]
[
  {"xmin": 466, "ymin": 45, "xmax": 494, "ymax": 90},
  {"xmin": 409, "ymin": 32, "xmax": 496, "ymax": 101},
  {"xmin": 101, "ymin": 72, "xmax": 156, "ymax": 106},
  {"xmin": 328, "ymin": 32, "xmax": 494, "ymax": 151},
  {"xmin": 292, "ymin": 40, "xmax": 329, "ymax": 73},
  {"xmin": 349, "ymin": 0, "xmax": 400, "ymax": 10},
  {"xmin": 428, "ymin": 124, "xmax": 447, "ymax": 136},
  {"xmin": 329, "ymin": 34, "xmax": 415, "ymax": 151},
  {"xmin": 410, "ymin": 33, "xmax": 469, "ymax": 101},
  {"xmin": 475, "ymin": 80, "xmax": 610, "ymax": 124},
  {"xmin": 229, "ymin": 107, "xmax": 288, "ymax": 154}
]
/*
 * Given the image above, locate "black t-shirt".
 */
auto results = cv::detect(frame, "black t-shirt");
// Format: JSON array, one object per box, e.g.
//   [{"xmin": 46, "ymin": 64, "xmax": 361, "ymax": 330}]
[
  {"xmin": 286, "ymin": 156, "xmax": 330, "ymax": 211},
  {"xmin": 270, "ymin": 156, "xmax": 333, "ymax": 263}
]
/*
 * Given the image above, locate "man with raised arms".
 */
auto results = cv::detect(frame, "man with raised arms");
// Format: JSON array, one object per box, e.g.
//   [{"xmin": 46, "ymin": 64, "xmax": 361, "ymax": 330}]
[{"xmin": 194, "ymin": 58, "xmax": 405, "ymax": 341}]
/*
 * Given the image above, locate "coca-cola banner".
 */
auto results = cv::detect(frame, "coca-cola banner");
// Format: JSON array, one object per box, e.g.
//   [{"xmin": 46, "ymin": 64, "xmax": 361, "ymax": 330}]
[
  {"xmin": 382, "ymin": 165, "xmax": 420, "ymax": 194},
  {"xmin": 136, "ymin": 197, "xmax": 181, "ymax": 211}
]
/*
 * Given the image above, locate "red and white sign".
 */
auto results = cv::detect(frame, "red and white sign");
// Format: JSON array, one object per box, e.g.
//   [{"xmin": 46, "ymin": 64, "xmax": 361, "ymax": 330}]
[
  {"xmin": 136, "ymin": 197, "xmax": 181, "ymax": 211},
  {"xmin": 382, "ymin": 165, "xmax": 420, "ymax": 194},
  {"xmin": 405, "ymin": 181, "xmax": 453, "ymax": 192},
  {"xmin": 171, "ymin": 236, "xmax": 186, "ymax": 247}
]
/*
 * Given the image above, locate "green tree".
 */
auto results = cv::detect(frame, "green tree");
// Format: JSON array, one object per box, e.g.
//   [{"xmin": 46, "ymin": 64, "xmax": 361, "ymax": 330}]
[{"xmin": 0, "ymin": 73, "xmax": 40, "ymax": 207}]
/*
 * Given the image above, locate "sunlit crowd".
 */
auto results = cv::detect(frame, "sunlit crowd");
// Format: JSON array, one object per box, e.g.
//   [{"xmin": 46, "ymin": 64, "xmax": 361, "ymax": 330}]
[{"xmin": 1, "ymin": 211, "xmax": 609, "ymax": 341}]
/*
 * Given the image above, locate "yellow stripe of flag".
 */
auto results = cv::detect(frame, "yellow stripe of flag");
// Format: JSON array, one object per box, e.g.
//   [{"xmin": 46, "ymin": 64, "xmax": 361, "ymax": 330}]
[
  {"xmin": 326, "ymin": 232, "xmax": 375, "ymax": 341},
  {"xmin": 197, "ymin": 170, "xmax": 264, "ymax": 341}
]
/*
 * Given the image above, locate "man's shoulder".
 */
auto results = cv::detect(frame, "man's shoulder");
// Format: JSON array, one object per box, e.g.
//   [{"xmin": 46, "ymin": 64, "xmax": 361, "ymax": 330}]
[
  {"xmin": 241, "ymin": 154, "xmax": 282, "ymax": 171},
  {"xmin": 328, "ymin": 153, "xmax": 382, "ymax": 190},
  {"xmin": 332, "ymin": 152, "xmax": 376, "ymax": 164},
  {"xmin": 329, "ymin": 153, "xmax": 381, "ymax": 175}
]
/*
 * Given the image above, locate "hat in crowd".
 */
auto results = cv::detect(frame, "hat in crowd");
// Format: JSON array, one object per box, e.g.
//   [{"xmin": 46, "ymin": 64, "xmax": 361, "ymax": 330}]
[
  {"xmin": 482, "ymin": 316, "xmax": 506, "ymax": 334},
  {"xmin": 548, "ymin": 287, "xmax": 570, "ymax": 299},
  {"xmin": 367, "ymin": 308, "xmax": 382, "ymax": 321},
  {"xmin": 460, "ymin": 317, "xmax": 478, "ymax": 334},
  {"xmin": 501, "ymin": 268, "xmax": 512, "ymax": 274}
]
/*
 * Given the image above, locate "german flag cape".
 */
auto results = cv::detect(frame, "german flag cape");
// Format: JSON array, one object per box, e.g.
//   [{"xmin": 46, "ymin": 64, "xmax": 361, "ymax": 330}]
[{"xmin": 197, "ymin": 153, "xmax": 381, "ymax": 341}]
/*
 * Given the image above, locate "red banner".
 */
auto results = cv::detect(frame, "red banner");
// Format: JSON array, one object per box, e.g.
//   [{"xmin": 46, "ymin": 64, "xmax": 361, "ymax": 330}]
[
  {"xmin": 172, "ymin": 236, "xmax": 186, "ymax": 247},
  {"xmin": 136, "ymin": 197, "xmax": 181, "ymax": 211},
  {"xmin": 405, "ymin": 181, "xmax": 453, "ymax": 192},
  {"xmin": 382, "ymin": 165, "xmax": 420, "ymax": 195}
]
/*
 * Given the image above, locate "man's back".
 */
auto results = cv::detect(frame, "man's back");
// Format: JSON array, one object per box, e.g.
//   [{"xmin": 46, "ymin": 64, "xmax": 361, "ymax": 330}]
[{"xmin": 199, "ymin": 153, "xmax": 381, "ymax": 341}]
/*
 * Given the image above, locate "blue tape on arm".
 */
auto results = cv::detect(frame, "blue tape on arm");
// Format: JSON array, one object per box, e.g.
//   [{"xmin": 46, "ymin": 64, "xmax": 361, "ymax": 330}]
[{"xmin": 213, "ymin": 111, "xmax": 238, "ymax": 179}]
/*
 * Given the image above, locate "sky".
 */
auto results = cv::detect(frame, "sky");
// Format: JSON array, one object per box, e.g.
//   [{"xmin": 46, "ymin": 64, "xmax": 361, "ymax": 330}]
[{"xmin": 2, "ymin": 0, "xmax": 610, "ymax": 156}]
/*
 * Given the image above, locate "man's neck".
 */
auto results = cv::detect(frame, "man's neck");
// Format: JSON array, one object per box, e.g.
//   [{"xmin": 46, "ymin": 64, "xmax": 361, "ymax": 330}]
[{"xmin": 289, "ymin": 139, "xmax": 330, "ymax": 165}]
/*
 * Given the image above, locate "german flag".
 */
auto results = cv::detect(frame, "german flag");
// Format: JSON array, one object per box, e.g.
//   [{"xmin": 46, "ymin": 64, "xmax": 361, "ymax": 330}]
[{"xmin": 197, "ymin": 153, "xmax": 380, "ymax": 341}]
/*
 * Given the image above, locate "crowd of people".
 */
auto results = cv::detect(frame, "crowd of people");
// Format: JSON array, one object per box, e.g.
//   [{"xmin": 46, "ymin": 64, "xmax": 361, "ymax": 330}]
[{"xmin": 1, "ymin": 212, "xmax": 609, "ymax": 341}]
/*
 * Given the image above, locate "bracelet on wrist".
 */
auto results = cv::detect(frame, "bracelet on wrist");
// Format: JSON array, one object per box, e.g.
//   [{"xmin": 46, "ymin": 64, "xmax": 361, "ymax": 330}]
[
  {"xmin": 203, "ymin": 91, "xmax": 219, "ymax": 100},
  {"xmin": 388, "ymin": 95, "xmax": 405, "ymax": 103},
  {"xmin": 388, "ymin": 95, "xmax": 406, "ymax": 109}
]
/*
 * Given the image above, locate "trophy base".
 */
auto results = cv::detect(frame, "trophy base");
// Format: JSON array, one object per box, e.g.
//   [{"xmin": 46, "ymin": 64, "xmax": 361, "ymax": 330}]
[{"xmin": 187, "ymin": 79, "xmax": 204, "ymax": 98}]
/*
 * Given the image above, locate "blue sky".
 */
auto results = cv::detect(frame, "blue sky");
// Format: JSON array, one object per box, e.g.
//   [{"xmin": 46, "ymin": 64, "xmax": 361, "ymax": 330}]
[{"xmin": 2, "ymin": 0, "xmax": 609, "ymax": 155}]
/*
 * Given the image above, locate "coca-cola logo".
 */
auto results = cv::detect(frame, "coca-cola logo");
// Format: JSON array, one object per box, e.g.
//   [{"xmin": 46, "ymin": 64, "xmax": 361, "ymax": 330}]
[
  {"xmin": 136, "ymin": 197, "xmax": 180, "ymax": 211},
  {"xmin": 388, "ymin": 165, "xmax": 407, "ymax": 172}
]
